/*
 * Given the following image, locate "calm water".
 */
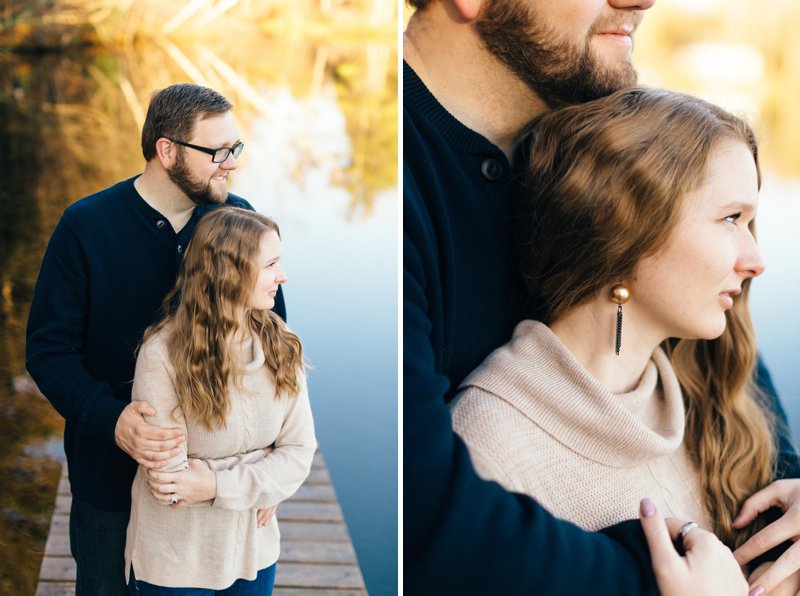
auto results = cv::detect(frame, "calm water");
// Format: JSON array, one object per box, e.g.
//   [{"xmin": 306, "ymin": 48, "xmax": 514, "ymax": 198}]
[
  {"xmin": 232, "ymin": 95, "xmax": 398, "ymax": 594},
  {"xmin": 750, "ymin": 178, "xmax": 800, "ymax": 439},
  {"xmin": 0, "ymin": 39, "xmax": 397, "ymax": 596}
]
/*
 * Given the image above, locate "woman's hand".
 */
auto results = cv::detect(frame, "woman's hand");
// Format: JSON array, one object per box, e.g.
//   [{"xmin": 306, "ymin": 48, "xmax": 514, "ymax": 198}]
[
  {"xmin": 147, "ymin": 458, "xmax": 217, "ymax": 507},
  {"xmin": 256, "ymin": 506, "xmax": 278, "ymax": 527},
  {"xmin": 255, "ymin": 446, "xmax": 277, "ymax": 526},
  {"xmin": 639, "ymin": 498, "xmax": 748, "ymax": 596},
  {"xmin": 733, "ymin": 479, "xmax": 800, "ymax": 595}
]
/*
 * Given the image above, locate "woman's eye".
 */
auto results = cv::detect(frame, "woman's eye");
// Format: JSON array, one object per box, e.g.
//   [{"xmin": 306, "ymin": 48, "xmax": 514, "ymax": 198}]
[{"xmin": 725, "ymin": 212, "xmax": 742, "ymax": 224}]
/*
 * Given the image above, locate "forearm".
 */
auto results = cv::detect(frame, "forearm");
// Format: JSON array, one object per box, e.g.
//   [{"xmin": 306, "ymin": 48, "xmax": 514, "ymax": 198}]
[
  {"xmin": 26, "ymin": 351, "xmax": 125, "ymax": 444},
  {"xmin": 204, "ymin": 448, "xmax": 267, "ymax": 472},
  {"xmin": 213, "ymin": 381, "xmax": 316, "ymax": 510},
  {"xmin": 212, "ymin": 445, "xmax": 314, "ymax": 509}
]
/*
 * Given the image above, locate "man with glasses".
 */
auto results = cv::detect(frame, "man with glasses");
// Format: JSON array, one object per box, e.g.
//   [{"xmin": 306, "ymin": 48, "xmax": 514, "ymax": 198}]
[{"xmin": 26, "ymin": 83, "xmax": 285, "ymax": 595}]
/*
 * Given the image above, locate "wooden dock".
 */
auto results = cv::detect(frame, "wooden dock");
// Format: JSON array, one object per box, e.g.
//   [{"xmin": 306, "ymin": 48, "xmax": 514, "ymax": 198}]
[{"xmin": 36, "ymin": 451, "xmax": 367, "ymax": 595}]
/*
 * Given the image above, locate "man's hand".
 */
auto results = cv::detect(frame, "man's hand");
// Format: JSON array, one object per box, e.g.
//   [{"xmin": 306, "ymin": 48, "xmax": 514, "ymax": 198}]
[
  {"xmin": 639, "ymin": 498, "xmax": 748, "ymax": 596},
  {"xmin": 114, "ymin": 401, "xmax": 184, "ymax": 469},
  {"xmin": 147, "ymin": 458, "xmax": 216, "ymax": 506}
]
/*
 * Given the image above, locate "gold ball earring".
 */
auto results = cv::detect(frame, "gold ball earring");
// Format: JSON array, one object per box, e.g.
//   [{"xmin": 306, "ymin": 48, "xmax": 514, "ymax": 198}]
[
  {"xmin": 609, "ymin": 283, "xmax": 631, "ymax": 355},
  {"xmin": 610, "ymin": 283, "xmax": 631, "ymax": 305}
]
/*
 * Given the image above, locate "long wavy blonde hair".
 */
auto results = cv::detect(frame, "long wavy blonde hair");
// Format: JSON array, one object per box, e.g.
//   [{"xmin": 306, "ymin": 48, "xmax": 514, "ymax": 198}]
[
  {"xmin": 144, "ymin": 207, "xmax": 304, "ymax": 431},
  {"xmin": 514, "ymin": 87, "xmax": 775, "ymax": 547}
]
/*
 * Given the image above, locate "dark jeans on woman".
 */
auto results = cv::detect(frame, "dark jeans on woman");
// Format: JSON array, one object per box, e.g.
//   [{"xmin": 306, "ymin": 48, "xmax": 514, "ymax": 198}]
[
  {"xmin": 128, "ymin": 564, "xmax": 277, "ymax": 595},
  {"xmin": 69, "ymin": 496, "xmax": 130, "ymax": 596}
]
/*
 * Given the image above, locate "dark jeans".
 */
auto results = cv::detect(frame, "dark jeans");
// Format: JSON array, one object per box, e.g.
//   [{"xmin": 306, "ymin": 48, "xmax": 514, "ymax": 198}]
[
  {"xmin": 69, "ymin": 496, "xmax": 130, "ymax": 596},
  {"xmin": 128, "ymin": 564, "xmax": 276, "ymax": 595}
]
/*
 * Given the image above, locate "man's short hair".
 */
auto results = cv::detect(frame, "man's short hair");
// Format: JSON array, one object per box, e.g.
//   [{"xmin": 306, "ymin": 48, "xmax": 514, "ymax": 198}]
[
  {"xmin": 406, "ymin": 0, "xmax": 432, "ymax": 9},
  {"xmin": 141, "ymin": 84, "xmax": 232, "ymax": 161}
]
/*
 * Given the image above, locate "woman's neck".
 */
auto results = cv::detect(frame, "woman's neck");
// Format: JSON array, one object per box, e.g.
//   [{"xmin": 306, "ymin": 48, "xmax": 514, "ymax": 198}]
[
  {"xmin": 229, "ymin": 314, "xmax": 251, "ymax": 344},
  {"xmin": 549, "ymin": 300, "xmax": 664, "ymax": 394}
]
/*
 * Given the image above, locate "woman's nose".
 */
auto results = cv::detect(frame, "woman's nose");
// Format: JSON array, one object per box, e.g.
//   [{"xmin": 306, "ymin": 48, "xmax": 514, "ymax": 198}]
[{"xmin": 736, "ymin": 236, "xmax": 765, "ymax": 279}]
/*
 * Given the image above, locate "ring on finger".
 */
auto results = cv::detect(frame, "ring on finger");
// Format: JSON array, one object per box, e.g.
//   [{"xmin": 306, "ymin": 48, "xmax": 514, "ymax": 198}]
[
  {"xmin": 170, "ymin": 493, "xmax": 178, "ymax": 505},
  {"xmin": 677, "ymin": 521, "xmax": 698, "ymax": 554},
  {"xmin": 680, "ymin": 521, "xmax": 699, "ymax": 540}
]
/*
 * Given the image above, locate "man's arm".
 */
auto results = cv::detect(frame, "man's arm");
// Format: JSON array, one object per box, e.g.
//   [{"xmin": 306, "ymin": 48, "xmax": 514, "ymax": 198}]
[
  {"xmin": 403, "ymin": 229, "xmax": 660, "ymax": 596},
  {"xmin": 26, "ymin": 214, "xmax": 182, "ymax": 465},
  {"xmin": 755, "ymin": 358, "xmax": 800, "ymax": 479},
  {"xmin": 26, "ymin": 216, "xmax": 123, "ymax": 437}
]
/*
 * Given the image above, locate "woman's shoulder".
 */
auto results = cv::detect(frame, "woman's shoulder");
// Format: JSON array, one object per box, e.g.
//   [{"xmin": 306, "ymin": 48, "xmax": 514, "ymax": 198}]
[
  {"xmin": 456, "ymin": 319, "xmax": 550, "ymax": 394},
  {"xmin": 137, "ymin": 324, "xmax": 175, "ymax": 364}
]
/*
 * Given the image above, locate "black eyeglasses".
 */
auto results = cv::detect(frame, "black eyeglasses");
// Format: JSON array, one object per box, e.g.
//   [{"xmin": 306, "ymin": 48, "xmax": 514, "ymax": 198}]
[{"xmin": 168, "ymin": 139, "xmax": 244, "ymax": 163}]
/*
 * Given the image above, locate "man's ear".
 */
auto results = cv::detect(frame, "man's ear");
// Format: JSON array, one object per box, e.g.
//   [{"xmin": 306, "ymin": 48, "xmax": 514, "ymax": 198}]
[
  {"xmin": 452, "ymin": 0, "xmax": 482, "ymax": 21},
  {"xmin": 155, "ymin": 138, "xmax": 175, "ymax": 169}
]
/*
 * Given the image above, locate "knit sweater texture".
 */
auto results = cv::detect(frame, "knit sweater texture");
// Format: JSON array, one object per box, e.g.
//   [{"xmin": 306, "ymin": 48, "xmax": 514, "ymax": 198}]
[
  {"xmin": 124, "ymin": 329, "xmax": 316, "ymax": 589},
  {"xmin": 452, "ymin": 320, "xmax": 710, "ymax": 532}
]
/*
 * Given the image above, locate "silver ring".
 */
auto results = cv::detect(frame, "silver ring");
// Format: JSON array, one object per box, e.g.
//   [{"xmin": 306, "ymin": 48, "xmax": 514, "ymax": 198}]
[
  {"xmin": 679, "ymin": 521, "xmax": 699, "ymax": 540},
  {"xmin": 170, "ymin": 493, "xmax": 178, "ymax": 505},
  {"xmin": 676, "ymin": 521, "xmax": 698, "ymax": 554}
]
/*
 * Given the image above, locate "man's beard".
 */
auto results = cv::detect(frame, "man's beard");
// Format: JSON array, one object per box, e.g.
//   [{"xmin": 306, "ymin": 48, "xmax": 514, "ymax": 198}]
[
  {"xmin": 167, "ymin": 151, "xmax": 227, "ymax": 206},
  {"xmin": 476, "ymin": 1, "xmax": 639, "ymax": 108}
]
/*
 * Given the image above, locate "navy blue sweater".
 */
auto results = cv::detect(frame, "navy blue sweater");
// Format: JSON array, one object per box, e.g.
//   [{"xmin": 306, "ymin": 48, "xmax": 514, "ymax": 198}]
[
  {"xmin": 403, "ymin": 61, "xmax": 799, "ymax": 595},
  {"xmin": 26, "ymin": 177, "xmax": 286, "ymax": 512}
]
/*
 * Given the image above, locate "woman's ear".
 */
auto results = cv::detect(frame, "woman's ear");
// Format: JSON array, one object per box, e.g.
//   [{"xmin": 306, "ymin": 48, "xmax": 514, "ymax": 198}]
[{"xmin": 452, "ymin": 0, "xmax": 482, "ymax": 21}]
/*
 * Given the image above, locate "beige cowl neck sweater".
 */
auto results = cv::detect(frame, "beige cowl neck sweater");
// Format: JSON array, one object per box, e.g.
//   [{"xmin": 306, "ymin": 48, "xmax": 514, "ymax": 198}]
[
  {"xmin": 451, "ymin": 320, "xmax": 709, "ymax": 531},
  {"xmin": 125, "ymin": 329, "xmax": 316, "ymax": 589}
]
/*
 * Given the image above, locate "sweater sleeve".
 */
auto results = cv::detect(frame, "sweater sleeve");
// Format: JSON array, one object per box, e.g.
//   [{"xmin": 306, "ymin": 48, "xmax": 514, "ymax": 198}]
[
  {"xmin": 404, "ymin": 171, "xmax": 660, "ymax": 595},
  {"xmin": 203, "ymin": 450, "xmax": 267, "ymax": 472},
  {"xmin": 212, "ymin": 372, "xmax": 316, "ymax": 510},
  {"xmin": 26, "ymin": 214, "xmax": 126, "ymax": 445},
  {"xmin": 131, "ymin": 336, "xmax": 189, "ymax": 474}
]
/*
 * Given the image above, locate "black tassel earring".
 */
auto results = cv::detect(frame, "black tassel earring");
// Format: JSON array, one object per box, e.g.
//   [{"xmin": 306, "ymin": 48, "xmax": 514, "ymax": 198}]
[{"xmin": 610, "ymin": 283, "xmax": 631, "ymax": 356}]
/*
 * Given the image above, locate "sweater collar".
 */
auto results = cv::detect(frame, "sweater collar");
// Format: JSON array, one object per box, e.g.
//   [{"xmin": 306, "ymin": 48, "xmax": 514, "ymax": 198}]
[
  {"xmin": 233, "ymin": 332, "xmax": 266, "ymax": 372},
  {"xmin": 403, "ymin": 60, "xmax": 507, "ymax": 156},
  {"xmin": 458, "ymin": 320, "xmax": 685, "ymax": 467}
]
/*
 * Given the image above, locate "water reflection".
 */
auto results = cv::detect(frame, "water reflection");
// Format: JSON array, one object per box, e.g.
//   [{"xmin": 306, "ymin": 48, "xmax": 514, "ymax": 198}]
[{"xmin": 0, "ymin": 31, "xmax": 396, "ymax": 595}]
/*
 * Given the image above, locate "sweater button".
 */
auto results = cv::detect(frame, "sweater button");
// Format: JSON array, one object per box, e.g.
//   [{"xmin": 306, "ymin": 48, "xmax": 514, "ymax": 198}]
[
  {"xmin": 156, "ymin": 220, "xmax": 166, "ymax": 229},
  {"xmin": 481, "ymin": 158, "xmax": 502, "ymax": 181},
  {"xmin": 177, "ymin": 244, "xmax": 183, "ymax": 254}
]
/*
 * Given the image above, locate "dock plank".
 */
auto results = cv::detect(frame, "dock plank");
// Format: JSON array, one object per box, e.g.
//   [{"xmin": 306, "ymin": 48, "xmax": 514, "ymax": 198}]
[
  {"xmin": 276, "ymin": 563, "xmax": 365, "ymax": 589},
  {"xmin": 279, "ymin": 542, "xmax": 358, "ymax": 564},
  {"xmin": 36, "ymin": 449, "xmax": 367, "ymax": 594},
  {"xmin": 274, "ymin": 591, "xmax": 367, "ymax": 596},
  {"xmin": 35, "ymin": 582, "xmax": 76, "ymax": 596},
  {"xmin": 273, "ymin": 591, "xmax": 366, "ymax": 596}
]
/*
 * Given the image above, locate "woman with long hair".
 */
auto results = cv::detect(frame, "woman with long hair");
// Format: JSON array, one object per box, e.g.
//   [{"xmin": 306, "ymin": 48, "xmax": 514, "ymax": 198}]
[
  {"xmin": 450, "ymin": 87, "xmax": 797, "ymax": 594},
  {"xmin": 124, "ymin": 207, "xmax": 316, "ymax": 594}
]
